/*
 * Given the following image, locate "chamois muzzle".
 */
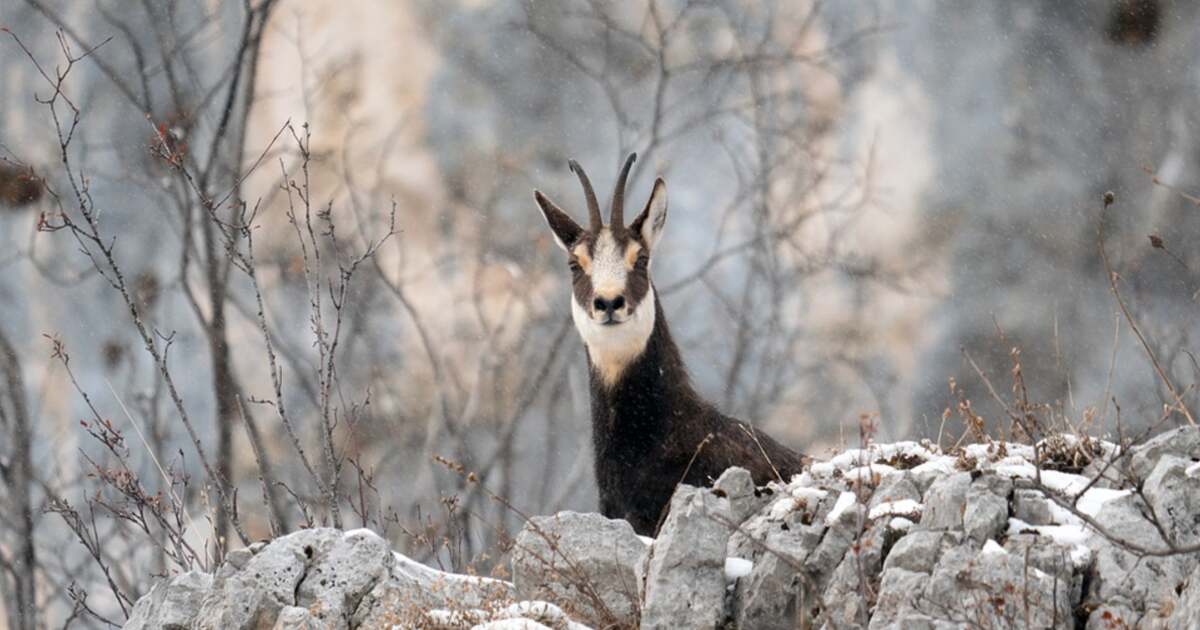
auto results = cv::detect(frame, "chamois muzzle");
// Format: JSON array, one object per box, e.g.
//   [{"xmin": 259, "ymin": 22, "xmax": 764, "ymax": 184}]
[{"xmin": 593, "ymin": 295, "xmax": 627, "ymax": 324}]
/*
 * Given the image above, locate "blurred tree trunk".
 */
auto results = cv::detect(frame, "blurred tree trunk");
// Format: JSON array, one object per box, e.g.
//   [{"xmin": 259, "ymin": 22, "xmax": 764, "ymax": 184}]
[
  {"xmin": 0, "ymin": 328, "xmax": 37, "ymax": 630},
  {"xmin": 198, "ymin": 0, "xmax": 279, "ymax": 548},
  {"xmin": 206, "ymin": 247, "xmax": 236, "ymax": 549}
]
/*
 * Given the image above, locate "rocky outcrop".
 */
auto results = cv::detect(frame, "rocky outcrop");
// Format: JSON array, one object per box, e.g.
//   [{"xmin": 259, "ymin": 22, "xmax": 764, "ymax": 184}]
[
  {"xmin": 123, "ymin": 528, "xmax": 550, "ymax": 630},
  {"xmin": 124, "ymin": 429, "xmax": 1200, "ymax": 629},
  {"xmin": 640, "ymin": 484, "xmax": 733, "ymax": 630},
  {"xmin": 507, "ymin": 429, "xmax": 1200, "ymax": 629}
]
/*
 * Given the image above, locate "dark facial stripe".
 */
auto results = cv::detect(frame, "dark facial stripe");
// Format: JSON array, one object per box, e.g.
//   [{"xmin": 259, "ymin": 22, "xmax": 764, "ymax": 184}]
[
  {"xmin": 572, "ymin": 260, "xmax": 594, "ymax": 308},
  {"xmin": 624, "ymin": 248, "xmax": 650, "ymax": 309}
]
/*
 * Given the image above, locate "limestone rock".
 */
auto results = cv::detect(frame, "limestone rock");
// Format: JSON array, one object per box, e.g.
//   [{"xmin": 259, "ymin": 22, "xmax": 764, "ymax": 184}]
[
  {"xmin": 1086, "ymin": 603, "xmax": 1140, "ymax": 630},
  {"xmin": 195, "ymin": 528, "xmax": 334, "ymax": 630},
  {"xmin": 1086, "ymin": 499, "xmax": 1189, "ymax": 622},
  {"xmin": 1143, "ymin": 455, "xmax": 1200, "ymax": 547},
  {"xmin": 1129, "ymin": 427, "xmax": 1200, "ymax": 482},
  {"xmin": 1012, "ymin": 488, "xmax": 1055, "ymax": 526},
  {"xmin": 923, "ymin": 544, "xmax": 1072, "ymax": 628},
  {"xmin": 271, "ymin": 606, "xmax": 323, "ymax": 630},
  {"xmin": 820, "ymin": 523, "xmax": 891, "ymax": 629},
  {"xmin": 869, "ymin": 567, "xmax": 930, "ymax": 629},
  {"xmin": 1168, "ymin": 562, "xmax": 1200, "ymax": 630},
  {"xmin": 123, "ymin": 570, "xmax": 212, "ymax": 630},
  {"xmin": 714, "ymin": 466, "xmax": 769, "ymax": 523},
  {"xmin": 963, "ymin": 474, "xmax": 1011, "ymax": 543},
  {"xmin": 510, "ymin": 511, "xmax": 645, "ymax": 628},
  {"xmin": 920, "ymin": 472, "xmax": 971, "ymax": 531},
  {"xmin": 640, "ymin": 485, "xmax": 731, "ymax": 630},
  {"xmin": 868, "ymin": 474, "xmax": 922, "ymax": 513},
  {"xmin": 730, "ymin": 526, "xmax": 810, "ymax": 630},
  {"xmin": 122, "ymin": 436, "xmax": 1200, "ymax": 630},
  {"xmin": 125, "ymin": 528, "xmax": 538, "ymax": 630},
  {"xmin": 882, "ymin": 530, "xmax": 953, "ymax": 574}
]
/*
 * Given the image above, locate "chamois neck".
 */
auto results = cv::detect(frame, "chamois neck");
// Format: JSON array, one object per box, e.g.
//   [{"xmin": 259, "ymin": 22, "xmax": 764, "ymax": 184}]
[
  {"xmin": 574, "ymin": 285, "xmax": 658, "ymax": 388},
  {"xmin": 588, "ymin": 296, "xmax": 698, "ymax": 412}
]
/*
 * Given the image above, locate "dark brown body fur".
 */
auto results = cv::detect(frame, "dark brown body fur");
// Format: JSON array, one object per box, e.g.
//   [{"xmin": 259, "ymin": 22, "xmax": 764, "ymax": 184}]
[{"xmin": 590, "ymin": 293, "xmax": 806, "ymax": 535}]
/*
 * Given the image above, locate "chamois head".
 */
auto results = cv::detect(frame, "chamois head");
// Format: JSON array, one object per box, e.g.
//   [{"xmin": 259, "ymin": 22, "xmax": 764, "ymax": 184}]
[{"xmin": 534, "ymin": 153, "xmax": 669, "ymax": 385}]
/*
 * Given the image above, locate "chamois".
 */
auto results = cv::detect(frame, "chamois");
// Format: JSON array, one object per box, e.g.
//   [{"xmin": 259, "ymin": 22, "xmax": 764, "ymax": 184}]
[{"xmin": 533, "ymin": 153, "xmax": 807, "ymax": 535}]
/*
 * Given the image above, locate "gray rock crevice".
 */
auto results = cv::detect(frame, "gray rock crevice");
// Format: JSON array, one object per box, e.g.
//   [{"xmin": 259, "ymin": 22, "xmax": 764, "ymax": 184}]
[{"xmin": 291, "ymin": 543, "xmax": 313, "ymax": 608}]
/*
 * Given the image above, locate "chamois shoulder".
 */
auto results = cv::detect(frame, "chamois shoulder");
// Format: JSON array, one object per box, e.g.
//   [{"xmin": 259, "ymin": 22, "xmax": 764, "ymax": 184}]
[{"xmin": 683, "ymin": 408, "xmax": 807, "ymax": 486}]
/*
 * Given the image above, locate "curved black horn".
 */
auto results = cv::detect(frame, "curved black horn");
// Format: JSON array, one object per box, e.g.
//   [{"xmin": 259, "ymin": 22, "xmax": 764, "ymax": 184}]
[
  {"xmin": 568, "ymin": 159, "xmax": 603, "ymax": 232},
  {"xmin": 609, "ymin": 152, "xmax": 637, "ymax": 231}
]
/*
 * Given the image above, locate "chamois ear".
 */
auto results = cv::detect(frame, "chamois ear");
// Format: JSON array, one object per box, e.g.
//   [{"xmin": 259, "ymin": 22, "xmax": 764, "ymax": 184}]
[
  {"xmin": 629, "ymin": 178, "xmax": 668, "ymax": 250},
  {"xmin": 534, "ymin": 190, "xmax": 584, "ymax": 252}
]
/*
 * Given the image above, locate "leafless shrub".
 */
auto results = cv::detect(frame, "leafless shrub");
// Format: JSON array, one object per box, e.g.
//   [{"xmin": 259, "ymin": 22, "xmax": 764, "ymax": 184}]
[{"xmin": 0, "ymin": 7, "xmax": 399, "ymax": 624}]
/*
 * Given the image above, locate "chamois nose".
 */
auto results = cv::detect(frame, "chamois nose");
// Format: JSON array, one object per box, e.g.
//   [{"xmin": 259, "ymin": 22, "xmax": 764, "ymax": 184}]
[{"xmin": 593, "ymin": 295, "xmax": 626, "ymax": 316}]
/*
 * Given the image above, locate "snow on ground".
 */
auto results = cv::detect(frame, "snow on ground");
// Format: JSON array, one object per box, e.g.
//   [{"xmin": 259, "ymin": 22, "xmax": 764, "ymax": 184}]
[
  {"xmin": 1189, "ymin": 461, "xmax": 1200, "ymax": 478},
  {"xmin": 766, "ymin": 437, "xmax": 1130, "ymax": 563},
  {"xmin": 1059, "ymin": 487, "xmax": 1130, "ymax": 518},
  {"xmin": 806, "ymin": 437, "xmax": 1118, "ymax": 486},
  {"xmin": 805, "ymin": 439, "xmax": 1125, "ymax": 515},
  {"xmin": 813, "ymin": 441, "xmax": 940, "ymax": 472},
  {"xmin": 394, "ymin": 551, "xmax": 509, "ymax": 588},
  {"xmin": 962, "ymin": 442, "xmax": 1036, "ymax": 462},
  {"xmin": 825, "ymin": 491, "xmax": 858, "ymax": 525},
  {"xmin": 982, "ymin": 458, "xmax": 1131, "ymax": 520},
  {"xmin": 981, "ymin": 539, "xmax": 1007, "ymax": 555},
  {"xmin": 1006, "ymin": 518, "xmax": 1093, "ymax": 569},
  {"xmin": 343, "ymin": 527, "xmax": 378, "ymax": 540},
  {"xmin": 768, "ymin": 497, "xmax": 799, "ymax": 520},
  {"xmin": 909, "ymin": 458, "xmax": 956, "ymax": 478},
  {"xmin": 842, "ymin": 463, "xmax": 899, "ymax": 482},
  {"xmin": 471, "ymin": 621, "xmax": 552, "ymax": 630},
  {"xmin": 868, "ymin": 499, "xmax": 923, "ymax": 520},
  {"xmin": 790, "ymin": 486, "xmax": 829, "ymax": 503},
  {"xmin": 426, "ymin": 600, "xmax": 593, "ymax": 630},
  {"xmin": 724, "ymin": 557, "xmax": 754, "ymax": 581}
]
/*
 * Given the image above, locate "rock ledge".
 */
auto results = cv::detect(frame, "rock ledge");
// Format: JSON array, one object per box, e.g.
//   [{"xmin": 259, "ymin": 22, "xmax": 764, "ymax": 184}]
[{"xmin": 125, "ymin": 429, "xmax": 1200, "ymax": 629}]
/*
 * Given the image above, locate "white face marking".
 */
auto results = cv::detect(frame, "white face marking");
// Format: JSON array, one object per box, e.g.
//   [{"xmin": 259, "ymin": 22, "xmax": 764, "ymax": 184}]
[
  {"xmin": 572, "ymin": 286, "xmax": 656, "ymax": 388},
  {"xmin": 589, "ymin": 229, "xmax": 627, "ymax": 304}
]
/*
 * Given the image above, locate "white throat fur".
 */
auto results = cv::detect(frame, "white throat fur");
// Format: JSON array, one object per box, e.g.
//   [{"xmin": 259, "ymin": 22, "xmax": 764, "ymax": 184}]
[{"xmin": 571, "ymin": 287, "xmax": 656, "ymax": 388}]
